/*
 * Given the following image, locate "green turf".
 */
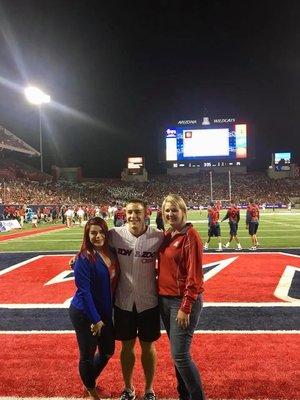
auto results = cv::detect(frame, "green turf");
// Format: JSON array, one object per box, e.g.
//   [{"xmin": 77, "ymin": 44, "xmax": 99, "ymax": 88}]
[{"xmin": 0, "ymin": 209, "xmax": 299, "ymax": 251}]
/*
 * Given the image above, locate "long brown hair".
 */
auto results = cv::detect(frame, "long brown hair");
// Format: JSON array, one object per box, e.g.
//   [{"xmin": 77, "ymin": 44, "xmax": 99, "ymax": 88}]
[{"xmin": 78, "ymin": 217, "xmax": 109, "ymax": 263}]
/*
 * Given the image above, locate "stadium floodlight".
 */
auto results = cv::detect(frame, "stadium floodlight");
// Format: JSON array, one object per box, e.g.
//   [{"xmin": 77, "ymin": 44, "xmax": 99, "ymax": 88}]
[
  {"xmin": 24, "ymin": 86, "xmax": 51, "ymax": 173},
  {"xmin": 24, "ymin": 86, "xmax": 50, "ymax": 105}
]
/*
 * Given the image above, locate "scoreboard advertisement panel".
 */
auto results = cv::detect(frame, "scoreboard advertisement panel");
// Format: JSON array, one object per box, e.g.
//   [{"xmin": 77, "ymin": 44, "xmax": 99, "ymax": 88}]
[
  {"xmin": 127, "ymin": 156, "xmax": 144, "ymax": 175},
  {"xmin": 274, "ymin": 152, "xmax": 291, "ymax": 171},
  {"xmin": 165, "ymin": 118, "xmax": 248, "ymax": 162}
]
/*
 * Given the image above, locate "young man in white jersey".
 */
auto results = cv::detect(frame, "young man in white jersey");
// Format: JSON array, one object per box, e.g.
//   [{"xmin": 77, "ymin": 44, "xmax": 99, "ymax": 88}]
[{"xmin": 110, "ymin": 199, "xmax": 164, "ymax": 400}]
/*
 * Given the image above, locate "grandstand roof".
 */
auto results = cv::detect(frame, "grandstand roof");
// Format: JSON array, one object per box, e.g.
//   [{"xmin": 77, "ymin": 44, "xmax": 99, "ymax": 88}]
[{"xmin": 0, "ymin": 125, "xmax": 40, "ymax": 156}]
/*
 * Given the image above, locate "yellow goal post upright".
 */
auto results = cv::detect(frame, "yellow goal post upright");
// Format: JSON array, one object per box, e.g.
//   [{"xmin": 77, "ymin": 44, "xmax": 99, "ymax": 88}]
[{"xmin": 209, "ymin": 170, "xmax": 233, "ymax": 204}]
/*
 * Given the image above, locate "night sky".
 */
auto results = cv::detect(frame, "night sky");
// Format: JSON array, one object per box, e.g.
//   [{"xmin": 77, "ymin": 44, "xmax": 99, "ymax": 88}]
[{"xmin": 0, "ymin": 0, "xmax": 299, "ymax": 177}]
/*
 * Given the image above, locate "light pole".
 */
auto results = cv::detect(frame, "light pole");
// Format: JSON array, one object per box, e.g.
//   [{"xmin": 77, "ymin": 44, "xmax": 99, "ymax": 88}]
[{"xmin": 24, "ymin": 86, "xmax": 51, "ymax": 173}]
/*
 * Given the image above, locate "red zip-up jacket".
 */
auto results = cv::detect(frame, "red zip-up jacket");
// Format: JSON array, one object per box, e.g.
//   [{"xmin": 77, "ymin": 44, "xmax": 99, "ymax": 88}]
[{"xmin": 158, "ymin": 223, "xmax": 204, "ymax": 314}]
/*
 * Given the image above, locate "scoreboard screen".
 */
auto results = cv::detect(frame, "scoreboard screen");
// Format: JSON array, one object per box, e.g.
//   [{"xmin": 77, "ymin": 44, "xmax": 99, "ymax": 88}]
[{"xmin": 165, "ymin": 120, "xmax": 247, "ymax": 162}]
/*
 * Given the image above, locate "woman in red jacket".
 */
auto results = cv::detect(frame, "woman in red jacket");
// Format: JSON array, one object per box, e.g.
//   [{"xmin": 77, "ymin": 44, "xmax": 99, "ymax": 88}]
[{"xmin": 158, "ymin": 194, "xmax": 205, "ymax": 400}]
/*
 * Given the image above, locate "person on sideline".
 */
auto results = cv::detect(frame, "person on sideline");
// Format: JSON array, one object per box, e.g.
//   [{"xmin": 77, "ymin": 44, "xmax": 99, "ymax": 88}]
[
  {"xmin": 204, "ymin": 201, "xmax": 222, "ymax": 251},
  {"xmin": 69, "ymin": 217, "xmax": 117, "ymax": 400},
  {"xmin": 246, "ymin": 199, "xmax": 260, "ymax": 250},
  {"xmin": 114, "ymin": 205, "xmax": 126, "ymax": 227},
  {"xmin": 221, "ymin": 199, "xmax": 242, "ymax": 250},
  {"xmin": 155, "ymin": 207, "xmax": 165, "ymax": 231},
  {"xmin": 110, "ymin": 199, "xmax": 164, "ymax": 400},
  {"xmin": 158, "ymin": 194, "xmax": 206, "ymax": 400},
  {"xmin": 65, "ymin": 206, "xmax": 75, "ymax": 228}
]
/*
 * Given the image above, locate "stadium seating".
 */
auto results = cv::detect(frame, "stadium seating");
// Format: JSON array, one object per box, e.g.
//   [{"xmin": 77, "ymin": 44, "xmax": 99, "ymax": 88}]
[{"xmin": 0, "ymin": 172, "xmax": 299, "ymax": 207}]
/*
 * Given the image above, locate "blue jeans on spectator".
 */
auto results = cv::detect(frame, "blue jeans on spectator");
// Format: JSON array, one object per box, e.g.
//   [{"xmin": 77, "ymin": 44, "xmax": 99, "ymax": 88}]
[
  {"xmin": 69, "ymin": 305, "xmax": 115, "ymax": 389},
  {"xmin": 159, "ymin": 295, "xmax": 205, "ymax": 400}
]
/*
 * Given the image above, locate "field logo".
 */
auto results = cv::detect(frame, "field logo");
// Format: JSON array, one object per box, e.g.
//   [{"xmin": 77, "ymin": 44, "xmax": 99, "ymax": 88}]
[
  {"xmin": 0, "ymin": 253, "xmax": 299, "ymax": 306},
  {"xmin": 0, "ymin": 252, "xmax": 299, "ymax": 332}
]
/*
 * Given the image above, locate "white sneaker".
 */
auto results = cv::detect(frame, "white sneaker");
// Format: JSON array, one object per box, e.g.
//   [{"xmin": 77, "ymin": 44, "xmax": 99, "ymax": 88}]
[
  {"xmin": 235, "ymin": 247, "xmax": 243, "ymax": 251},
  {"xmin": 249, "ymin": 246, "xmax": 257, "ymax": 251},
  {"xmin": 204, "ymin": 245, "xmax": 209, "ymax": 250},
  {"xmin": 223, "ymin": 244, "xmax": 229, "ymax": 249},
  {"xmin": 215, "ymin": 247, "xmax": 223, "ymax": 252}
]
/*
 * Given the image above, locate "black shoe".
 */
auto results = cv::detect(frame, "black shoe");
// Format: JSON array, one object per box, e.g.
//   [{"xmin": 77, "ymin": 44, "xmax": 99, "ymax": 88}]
[
  {"xmin": 119, "ymin": 389, "xmax": 136, "ymax": 400},
  {"xmin": 143, "ymin": 393, "xmax": 156, "ymax": 400}
]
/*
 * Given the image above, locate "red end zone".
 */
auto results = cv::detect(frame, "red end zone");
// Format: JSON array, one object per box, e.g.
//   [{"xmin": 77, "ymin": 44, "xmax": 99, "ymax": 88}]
[{"xmin": 0, "ymin": 333, "xmax": 298, "ymax": 399}]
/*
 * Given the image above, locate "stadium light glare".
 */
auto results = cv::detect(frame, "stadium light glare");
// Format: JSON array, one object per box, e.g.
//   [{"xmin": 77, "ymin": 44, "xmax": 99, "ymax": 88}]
[
  {"xmin": 24, "ymin": 86, "xmax": 51, "ymax": 173},
  {"xmin": 24, "ymin": 86, "xmax": 50, "ymax": 105}
]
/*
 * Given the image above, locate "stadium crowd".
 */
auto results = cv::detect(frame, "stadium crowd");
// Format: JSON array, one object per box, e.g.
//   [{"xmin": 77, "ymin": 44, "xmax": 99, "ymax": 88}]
[
  {"xmin": 0, "ymin": 159, "xmax": 52, "ymax": 183},
  {"xmin": 0, "ymin": 173, "xmax": 299, "ymax": 210}
]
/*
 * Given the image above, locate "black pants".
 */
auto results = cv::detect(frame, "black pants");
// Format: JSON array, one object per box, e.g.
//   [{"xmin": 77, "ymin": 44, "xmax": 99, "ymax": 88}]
[{"xmin": 69, "ymin": 305, "xmax": 115, "ymax": 389}]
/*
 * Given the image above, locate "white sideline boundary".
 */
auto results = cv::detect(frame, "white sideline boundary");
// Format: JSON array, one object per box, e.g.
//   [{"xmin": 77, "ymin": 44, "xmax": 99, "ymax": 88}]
[
  {"xmin": 0, "ymin": 330, "xmax": 299, "ymax": 335},
  {"xmin": 1, "ymin": 249, "xmax": 300, "ymax": 253},
  {"xmin": 1, "ymin": 301, "xmax": 299, "ymax": 308},
  {"xmin": 0, "ymin": 398, "xmax": 295, "ymax": 400}
]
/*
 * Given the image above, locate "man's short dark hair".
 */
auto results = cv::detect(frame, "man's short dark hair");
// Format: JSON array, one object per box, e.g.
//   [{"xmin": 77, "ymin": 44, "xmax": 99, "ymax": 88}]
[{"xmin": 126, "ymin": 198, "xmax": 147, "ymax": 210}]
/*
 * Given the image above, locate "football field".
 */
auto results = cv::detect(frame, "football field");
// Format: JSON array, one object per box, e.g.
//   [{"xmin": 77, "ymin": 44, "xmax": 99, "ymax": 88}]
[
  {"xmin": 0, "ymin": 209, "xmax": 299, "ymax": 399},
  {"xmin": 0, "ymin": 209, "xmax": 299, "ymax": 252}
]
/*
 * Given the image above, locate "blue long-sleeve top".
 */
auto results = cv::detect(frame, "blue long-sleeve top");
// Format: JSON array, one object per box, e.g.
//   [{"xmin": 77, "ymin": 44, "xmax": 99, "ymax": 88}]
[{"xmin": 71, "ymin": 253, "xmax": 112, "ymax": 324}]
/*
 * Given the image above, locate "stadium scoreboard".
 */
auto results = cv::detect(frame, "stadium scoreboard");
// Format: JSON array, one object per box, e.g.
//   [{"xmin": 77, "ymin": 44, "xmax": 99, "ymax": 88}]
[
  {"xmin": 127, "ymin": 156, "xmax": 144, "ymax": 175},
  {"xmin": 164, "ymin": 117, "xmax": 250, "ymax": 168}
]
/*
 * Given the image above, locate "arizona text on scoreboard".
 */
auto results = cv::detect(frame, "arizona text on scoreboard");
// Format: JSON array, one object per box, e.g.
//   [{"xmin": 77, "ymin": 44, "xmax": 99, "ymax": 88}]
[{"xmin": 164, "ymin": 117, "xmax": 254, "ymax": 171}]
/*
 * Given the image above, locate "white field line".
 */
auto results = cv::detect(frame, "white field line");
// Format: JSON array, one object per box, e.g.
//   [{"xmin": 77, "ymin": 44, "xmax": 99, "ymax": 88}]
[
  {"xmin": 0, "ymin": 396, "xmax": 296, "ymax": 400},
  {"xmin": 0, "ymin": 227, "xmax": 68, "ymax": 241},
  {"xmin": 0, "ymin": 254, "xmax": 75, "ymax": 277},
  {"xmin": 193, "ymin": 330, "xmax": 300, "ymax": 334},
  {"xmin": 0, "ymin": 250, "xmax": 78, "ymax": 253},
  {"xmin": 0, "ymin": 398, "xmax": 99, "ymax": 400},
  {"xmin": 279, "ymin": 252, "xmax": 300, "ymax": 258},
  {"xmin": 257, "ymin": 220, "xmax": 300, "ymax": 229},
  {"xmin": 2, "ymin": 235, "xmax": 300, "ymax": 243},
  {"xmin": 0, "ymin": 239, "xmax": 81, "ymax": 243},
  {"xmin": 198, "ymin": 234, "xmax": 300, "ymax": 238},
  {"xmin": 0, "ymin": 397, "xmax": 186, "ymax": 400},
  {"xmin": 1, "ymin": 302, "xmax": 299, "ymax": 308},
  {"xmin": 1, "ymin": 250, "xmax": 300, "ymax": 255},
  {"xmin": 40, "ymin": 228, "xmax": 300, "ymax": 234},
  {"xmin": 1, "ymin": 248, "xmax": 300, "ymax": 253},
  {"xmin": 193, "ymin": 221, "xmax": 300, "ymax": 228},
  {"xmin": 0, "ymin": 330, "xmax": 298, "ymax": 335},
  {"xmin": 0, "ymin": 397, "xmax": 296, "ymax": 400},
  {"xmin": 194, "ymin": 225, "xmax": 300, "ymax": 232},
  {"xmin": 0, "ymin": 256, "xmax": 44, "ymax": 276},
  {"xmin": 259, "ymin": 215, "xmax": 300, "ymax": 217},
  {"xmin": 28, "ymin": 234, "xmax": 83, "ymax": 237}
]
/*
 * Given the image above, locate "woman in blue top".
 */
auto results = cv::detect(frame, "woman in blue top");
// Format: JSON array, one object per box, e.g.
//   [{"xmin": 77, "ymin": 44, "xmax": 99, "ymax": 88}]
[{"xmin": 69, "ymin": 217, "xmax": 116, "ymax": 400}]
